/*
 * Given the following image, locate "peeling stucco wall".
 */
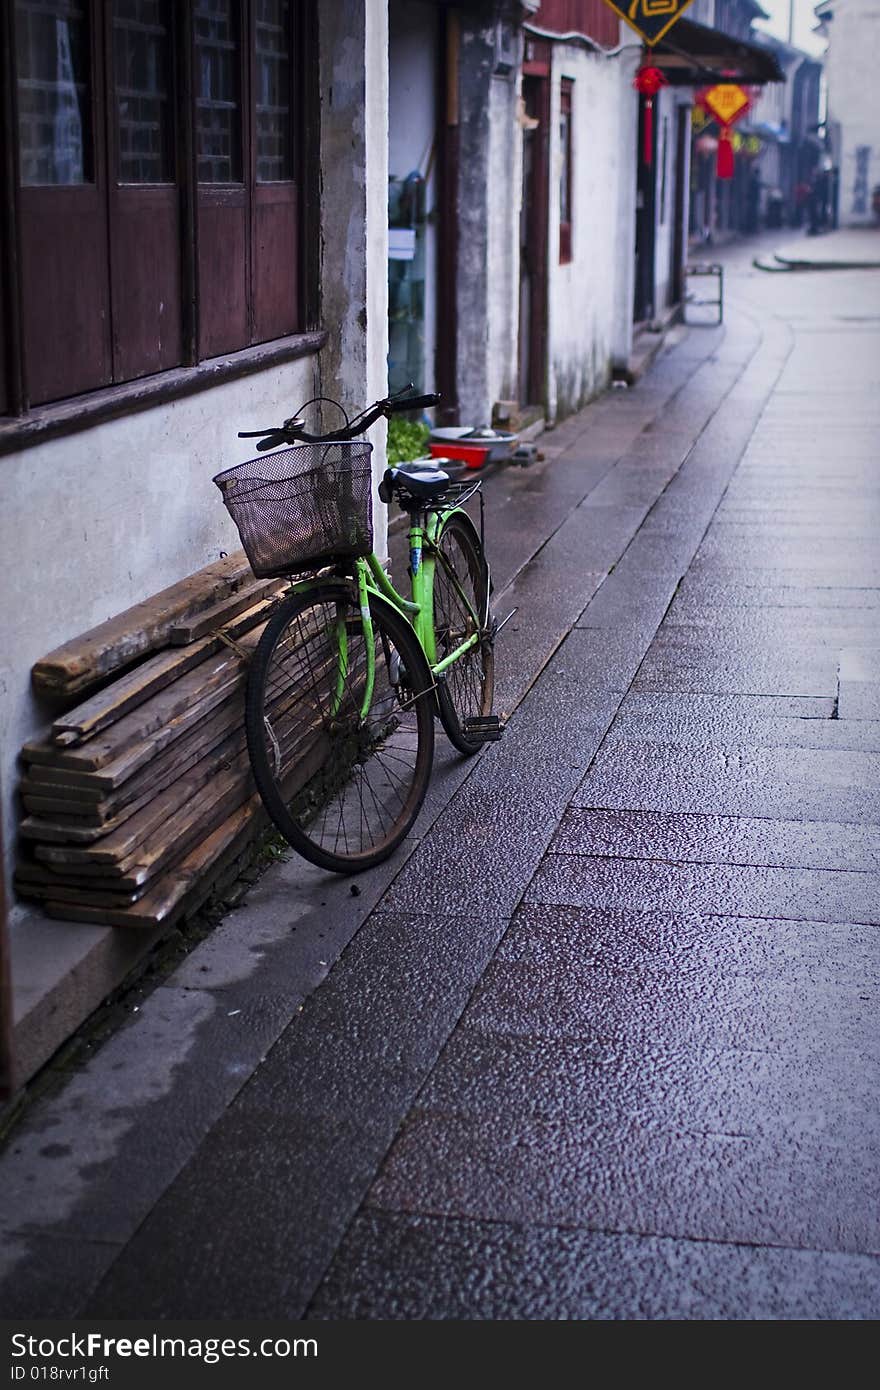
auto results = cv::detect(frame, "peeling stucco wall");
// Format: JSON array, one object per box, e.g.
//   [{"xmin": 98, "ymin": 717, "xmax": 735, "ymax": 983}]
[
  {"xmin": 318, "ymin": 0, "xmax": 389, "ymax": 555},
  {"xmin": 0, "ymin": 361, "xmax": 317, "ymax": 927},
  {"xmin": 455, "ymin": 14, "xmax": 522, "ymax": 426},
  {"xmin": 823, "ymin": 0, "xmax": 880, "ymax": 224},
  {"xmin": 547, "ymin": 41, "xmax": 637, "ymax": 422}
]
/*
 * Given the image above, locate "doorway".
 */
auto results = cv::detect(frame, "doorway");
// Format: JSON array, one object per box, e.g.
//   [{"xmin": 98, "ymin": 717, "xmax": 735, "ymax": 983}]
[
  {"xmin": 518, "ymin": 70, "xmax": 549, "ymax": 409},
  {"xmin": 633, "ymin": 95, "xmax": 657, "ymax": 324}
]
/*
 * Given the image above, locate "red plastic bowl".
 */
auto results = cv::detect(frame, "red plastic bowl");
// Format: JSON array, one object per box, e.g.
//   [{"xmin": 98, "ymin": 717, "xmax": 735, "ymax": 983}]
[{"xmin": 429, "ymin": 442, "xmax": 490, "ymax": 470}]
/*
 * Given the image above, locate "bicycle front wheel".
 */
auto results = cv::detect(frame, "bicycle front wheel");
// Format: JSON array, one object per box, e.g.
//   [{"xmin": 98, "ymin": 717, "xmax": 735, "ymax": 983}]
[
  {"xmin": 433, "ymin": 512, "xmax": 495, "ymax": 755},
  {"xmin": 246, "ymin": 584, "xmax": 434, "ymax": 872}
]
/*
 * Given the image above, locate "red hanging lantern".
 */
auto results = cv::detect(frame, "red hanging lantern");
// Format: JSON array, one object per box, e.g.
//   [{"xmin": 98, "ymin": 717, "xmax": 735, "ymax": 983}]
[{"xmin": 633, "ymin": 64, "xmax": 668, "ymax": 168}]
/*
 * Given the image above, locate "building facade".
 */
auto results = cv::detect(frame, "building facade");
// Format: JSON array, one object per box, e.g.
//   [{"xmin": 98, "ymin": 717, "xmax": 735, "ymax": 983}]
[{"xmin": 815, "ymin": 0, "xmax": 880, "ymax": 225}]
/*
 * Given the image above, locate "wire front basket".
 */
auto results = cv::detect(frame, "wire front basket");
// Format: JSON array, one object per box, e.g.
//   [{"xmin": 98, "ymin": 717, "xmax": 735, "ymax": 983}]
[{"xmin": 213, "ymin": 441, "xmax": 373, "ymax": 578}]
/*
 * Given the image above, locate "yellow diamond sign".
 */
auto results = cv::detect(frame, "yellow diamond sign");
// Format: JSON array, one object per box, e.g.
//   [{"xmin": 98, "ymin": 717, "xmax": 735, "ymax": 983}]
[
  {"xmin": 599, "ymin": 0, "xmax": 696, "ymax": 47},
  {"xmin": 700, "ymin": 84, "xmax": 751, "ymax": 127}
]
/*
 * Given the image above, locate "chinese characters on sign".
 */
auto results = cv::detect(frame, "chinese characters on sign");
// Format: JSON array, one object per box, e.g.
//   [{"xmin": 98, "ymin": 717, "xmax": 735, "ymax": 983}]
[
  {"xmin": 697, "ymin": 84, "xmax": 751, "ymax": 179},
  {"xmin": 600, "ymin": 0, "xmax": 696, "ymax": 47},
  {"xmin": 699, "ymin": 84, "xmax": 751, "ymax": 127}
]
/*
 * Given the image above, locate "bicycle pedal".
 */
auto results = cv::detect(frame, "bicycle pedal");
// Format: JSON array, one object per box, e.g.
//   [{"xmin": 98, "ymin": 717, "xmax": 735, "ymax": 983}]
[{"xmin": 461, "ymin": 715, "xmax": 504, "ymax": 743}]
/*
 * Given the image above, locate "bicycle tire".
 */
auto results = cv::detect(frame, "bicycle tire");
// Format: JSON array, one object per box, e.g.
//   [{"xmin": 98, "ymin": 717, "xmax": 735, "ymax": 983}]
[
  {"xmin": 432, "ymin": 512, "xmax": 495, "ymax": 755},
  {"xmin": 246, "ymin": 583, "xmax": 434, "ymax": 872}
]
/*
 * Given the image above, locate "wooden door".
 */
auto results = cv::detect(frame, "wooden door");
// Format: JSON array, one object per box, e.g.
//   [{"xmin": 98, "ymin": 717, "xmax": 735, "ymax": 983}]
[{"xmin": 518, "ymin": 71, "xmax": 549, "ymax": 409}]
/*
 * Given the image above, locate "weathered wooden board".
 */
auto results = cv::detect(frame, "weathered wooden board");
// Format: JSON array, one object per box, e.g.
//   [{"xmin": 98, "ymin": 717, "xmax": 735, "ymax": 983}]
[
  {"xmin": 41, "ymin": 796, "xmax": 264, "ymax": 928},
  {"xmin": 31, "ymin": 551, "xmax": 255, "ymax": 698},
  {"xmin": 48, "ymin": 595, "xmax": 281, "ymax": 746},
  {"xmin": 25, "ymin": 630, "xmax": 261, "ymax": 776},
  {"xmin": 20, "ymin": 726, "xmax": 246, "ymax": 847},
  {"xmin": 34, "ymin": 754, "xmax": 253, "ymax": 887},
  {"xmin": 25, "ymin": 664, "xmax": 247, "ymax": 787},
  {"xmin": 16, "ymin": 870, "xmax": 140, "ymax": 908},
  {"xmin": 22, "ymin": 712, "xmax": 246, "ymax": 822},
  {"xmin": 33, "ymin": 745, "xmax": 250, "ymax": 863},
  {"xmin": 168, "ymin": 580, "xmax": 284, "ymax": 645}
]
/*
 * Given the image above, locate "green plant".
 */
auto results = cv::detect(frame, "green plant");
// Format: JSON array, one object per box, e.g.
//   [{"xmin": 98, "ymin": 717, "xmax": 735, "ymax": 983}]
[{"xmin": 387, "ymin": 415, "xmax": 430, "ymax": 464}]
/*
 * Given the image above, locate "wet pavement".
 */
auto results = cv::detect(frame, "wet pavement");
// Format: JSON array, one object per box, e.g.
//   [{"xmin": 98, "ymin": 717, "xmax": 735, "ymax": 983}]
[{"xmin": 1, "ymin": 234, "xmax": 879, "ymax": 1320}]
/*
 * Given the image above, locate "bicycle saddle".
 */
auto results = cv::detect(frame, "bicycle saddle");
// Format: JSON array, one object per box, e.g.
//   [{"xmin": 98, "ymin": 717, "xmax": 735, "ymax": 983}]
[{"xmin": 379, "ymin": 461, "xmax": 451, "ymax": 503}]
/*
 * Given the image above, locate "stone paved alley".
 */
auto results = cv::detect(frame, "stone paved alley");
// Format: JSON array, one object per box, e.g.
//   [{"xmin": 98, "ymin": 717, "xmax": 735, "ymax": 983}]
[{"xmin": 1, "ymin": 233, "xmax": 879, "ymax": 1320}]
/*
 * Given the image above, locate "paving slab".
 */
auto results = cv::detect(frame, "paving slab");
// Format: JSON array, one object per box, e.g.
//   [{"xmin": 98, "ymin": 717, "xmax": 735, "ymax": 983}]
[
  {"xmin": 416, "ymin": 1028, "xmax": 877, "ymax": 1147},
  {"xmin": 633, "ymin": 627, "xmax": 840, "ymax": 698},
  {"xmin": 573, "ymin": 740, "xmax": 880, "ymax": 823},
  {"xmin": 838, "ymin": 645, "xmax": 880, "ymax": 720},
  {"xmin": 525, "ymin": 854, "xmax": 880, "ymax": 927},
  {"xmin": 610, "ymin": 692, "xmax": 880, "ymax": 753},
  {"xmin": 310, "ymin": 1210, "xmax": 880, "ymax": 1320},
  {"xmin": 366, "ymin": 1106, "xmax": 880, "ymax": 1254},
  {"xmin": 546, "ymin": 806, "xmax": 880, "ymax": 872},
  {"xmin": 465, "ymin": 905, "xmax": 879, "ymax": 1056}
]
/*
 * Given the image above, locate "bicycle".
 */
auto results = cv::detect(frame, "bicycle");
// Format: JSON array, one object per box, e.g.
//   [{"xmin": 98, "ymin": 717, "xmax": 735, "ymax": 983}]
[{"xmin": 213, "ymin": 388, "xmax": 504, "ymax": 873}]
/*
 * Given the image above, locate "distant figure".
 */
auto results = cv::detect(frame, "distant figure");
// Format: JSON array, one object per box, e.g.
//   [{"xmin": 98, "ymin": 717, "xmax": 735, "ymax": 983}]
[
  {"xmin": 807, "ymin": 170, "xmax": 824, "ymax": 235},
  {"xmin": 793, "ymin": 181, "xmax": 810, "ymax": 228}
]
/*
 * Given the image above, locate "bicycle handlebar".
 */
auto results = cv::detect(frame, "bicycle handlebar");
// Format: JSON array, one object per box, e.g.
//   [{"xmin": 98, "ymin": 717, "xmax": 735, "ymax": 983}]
[
  {"xmin": 238, "ymin": 389, "xmax": 441, "ymax": 452},
  {"xmin": 385, "ymin": 393, "xmax": 439, "ymax": 413}
]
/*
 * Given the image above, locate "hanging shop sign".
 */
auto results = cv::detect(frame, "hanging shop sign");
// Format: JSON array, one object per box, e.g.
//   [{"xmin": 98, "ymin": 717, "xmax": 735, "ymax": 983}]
[
  {"xmin": 602, "ymin": 0, "xmax": 696, "ymax": 47},
  {"xmin": 697, "ymin": 83, "xmax": 751, "ymax": 180},
  {"xmin": 610, "ymin": 0, "xmax": 696, "ymax": 171}
]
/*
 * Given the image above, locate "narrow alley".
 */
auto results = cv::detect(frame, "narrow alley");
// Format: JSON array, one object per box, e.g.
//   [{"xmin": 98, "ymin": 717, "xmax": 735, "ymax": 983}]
[{"xmin": 1, "ymin": 235, "xmax": 878, "ymax": 1320}]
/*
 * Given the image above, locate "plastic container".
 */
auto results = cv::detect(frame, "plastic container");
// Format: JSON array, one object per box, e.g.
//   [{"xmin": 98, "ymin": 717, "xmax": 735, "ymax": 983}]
[
  {"xmin": 429, "ymin": 442, "xmax": 490, "ymax": 470},
  {"xmin": 429, "ymin": 426, "xmax": 517, "ymax": 463}
]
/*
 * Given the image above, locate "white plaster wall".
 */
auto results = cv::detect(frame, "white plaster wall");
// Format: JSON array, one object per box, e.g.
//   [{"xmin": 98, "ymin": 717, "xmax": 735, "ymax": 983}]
[
  {"xmin": 0, "ymin": 356, "xmax": 315, "ymax": 922},
  {"xmin": 318, "ymin": 0, "xmax": 389, "ymax": 554},
  {"xmin": 824, "ymin": 0, "xmax": 880, "ymax": 223},
  {"xmin": 547, "ymin": 45, "xmax": 635, "ymax": 422},
  {"xmin": 486, "ymin": 69, "xmax": 523, "ymax": 413},
  {"xmin": 454, "ymin": 19, "xmax": 522, "ymax": 427},
  {"xmin": 365, "ymin": 0, "xmax": 390, "ymax": 481},
  {"xmin": 389, "ymin": 0, "xmax": 438, "ymax": 392}
]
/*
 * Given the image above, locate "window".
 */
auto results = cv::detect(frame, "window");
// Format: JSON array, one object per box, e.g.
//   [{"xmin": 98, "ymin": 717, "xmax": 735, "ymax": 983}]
[
  {"xmin": 3, "ymin": 0, "xmax": 312, "ymax": 412},
  {"xmin": 559, "ymin": 78, "xmax": 573, "ymax": 264}
]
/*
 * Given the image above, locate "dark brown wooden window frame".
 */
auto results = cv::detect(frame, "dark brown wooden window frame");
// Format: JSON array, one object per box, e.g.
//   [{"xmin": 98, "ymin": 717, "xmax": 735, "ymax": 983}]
[
  {"xmin": 0, "ymin": 0, "xmax": 320, "ymax": 445},
  {"xmin": 558, "ymin": 77, "xmax": 573, "ymax": 265}
]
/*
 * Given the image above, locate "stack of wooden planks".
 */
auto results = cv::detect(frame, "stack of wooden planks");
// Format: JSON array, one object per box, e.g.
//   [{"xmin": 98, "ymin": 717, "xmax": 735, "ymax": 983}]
[{"xmin": 16, "ymin": 552, "xmax": 288, "ymax": 929}]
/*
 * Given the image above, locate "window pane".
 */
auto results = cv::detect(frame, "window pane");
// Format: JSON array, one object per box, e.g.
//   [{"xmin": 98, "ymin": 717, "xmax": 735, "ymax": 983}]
[
  {"xmin": 195, "ymin": 0, "xmax": 242, "ymax": 183},
  {"xmin": 255, "ymin": 0, "xmax": 291, "ymax": 182},
  {"xmin": 15, "ymin": 0, "xmax": 93, "ymax": 186},
  {"xmin": 559, "ymin": 84, "xmax": 571, "ymax": 227},
  {"xmin": 113, "ymin": 0, "xmax": 174, "ymax": 183}
]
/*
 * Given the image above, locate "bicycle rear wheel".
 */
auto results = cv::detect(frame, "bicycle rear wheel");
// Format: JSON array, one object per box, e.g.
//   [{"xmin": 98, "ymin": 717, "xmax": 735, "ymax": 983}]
[
  {"xmin": 433, "ymin": 512, "xmax": 495, "ymax": 755},
  {"xmin": 246, "ymin": 584, "xmax": 434, "ymax": 872}
]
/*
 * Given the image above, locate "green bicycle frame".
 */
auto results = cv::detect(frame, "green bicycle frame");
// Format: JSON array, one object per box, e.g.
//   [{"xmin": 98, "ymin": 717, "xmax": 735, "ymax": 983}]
[
  {"xmin": 370, "ymin": 503, "xmax": 481, "ymax": 661},
  {"xmin": 336, "ymin": 507, "xmax": 486, "ymax": 719},
  {"xmin": 294, "ymin": 502, "xmax": 484, "ymax": 721}
]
